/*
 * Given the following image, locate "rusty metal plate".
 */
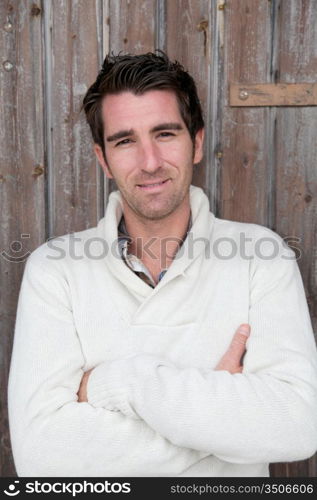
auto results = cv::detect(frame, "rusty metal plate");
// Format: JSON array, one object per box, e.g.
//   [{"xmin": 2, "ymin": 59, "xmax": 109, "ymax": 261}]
[{"xmin": 230, "ymin": 83, "xmax": 317, "ymax": 106}]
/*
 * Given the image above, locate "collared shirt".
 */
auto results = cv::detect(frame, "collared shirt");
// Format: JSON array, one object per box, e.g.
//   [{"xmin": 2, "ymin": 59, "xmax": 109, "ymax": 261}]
[{"xmin": 118, "ymin": 214, "xmax": 192, "ymax": 288}]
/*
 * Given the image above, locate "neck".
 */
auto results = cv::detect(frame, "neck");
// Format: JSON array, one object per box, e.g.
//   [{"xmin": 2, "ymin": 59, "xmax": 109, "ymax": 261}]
[{"xmin": 122, "ymin": 196, "xmax": 191, "ymax": 270}]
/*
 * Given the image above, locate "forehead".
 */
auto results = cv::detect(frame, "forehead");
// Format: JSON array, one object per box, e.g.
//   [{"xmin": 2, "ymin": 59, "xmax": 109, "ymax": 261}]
[{"xmin": 101, "ymin": 90, "xmax": 184, "ymax": 131}]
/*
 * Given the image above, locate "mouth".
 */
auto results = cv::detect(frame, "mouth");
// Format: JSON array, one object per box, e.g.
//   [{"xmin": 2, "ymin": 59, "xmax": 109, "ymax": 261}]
[{"xmin": 136, "ymin": 179, "xmax": 171, "ymax": 190}]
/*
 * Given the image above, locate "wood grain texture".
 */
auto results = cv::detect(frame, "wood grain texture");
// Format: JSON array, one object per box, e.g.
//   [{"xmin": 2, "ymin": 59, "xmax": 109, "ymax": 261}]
[
  {"xmin": 165, "ymin": 0, "xmax": 212, "ymax": 193},
  {"xmin": 46, "ymin": 0, "xmax": 102, "ymax": 238},
  {"xmin": 230, "ymin": 83, "xmax": 317, "ymax": 106},
  {"xmin": 219, "ymin": 0, "xmax": 274, "ymax": 225},
  {"xmin": 0, "ymin": 0, "xmax": 45, "ymax": 476},
  {"xmin": 109, "ymin": 0, "xmax": 156, "ymax": 53},
  {"xmin": 1, "ymin": 0, "xmax": 316, "ymax": 478},
  {"xmin": 270, "ymin": 0, "xmax": 317, "ymax": 476}
]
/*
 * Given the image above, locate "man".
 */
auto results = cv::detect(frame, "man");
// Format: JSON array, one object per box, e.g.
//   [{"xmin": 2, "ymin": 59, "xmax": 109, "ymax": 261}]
[{"xmin": 8, "ymin": 52, "xmax": 317, "ymax": 477}]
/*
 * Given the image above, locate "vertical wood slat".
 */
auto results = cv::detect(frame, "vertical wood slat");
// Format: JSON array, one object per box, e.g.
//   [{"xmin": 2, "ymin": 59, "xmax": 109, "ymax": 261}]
[
  {"xmin": 0, "ymin": 0, "xmax": 45, "ymax": 476},
  {"xmin": 165, "ymin": 0, "xmax": 212, "ymax": 193},
  {"xmin": 275, "ymin": 0, "xmax": 317, "ymax": 334},
  {"xmin": 208, "ymin": 1, "xmax": 225, "ymax": 215},
  {"xmin": 271, "ymin": 0, "xmax": 317, "ymax": 477},
  {"xmin": 155, "ymin": 0, "xmax": 166, "ymax": 52},
  {"xmin": 47, "ymin": 0, "xmax": 102, "ymax": 238},
  {"xmin": 219, "ymin": 0, "xmax": 274, "ymax": 225},
  {"xmin": 101, "ymin": 0, "xmax": 110, "ymax": 204},
  {"xmin": 109, "ymin": 0, "xmax": 156, "ymax": 54},
  {"xmin": 1, "ymin": 0, "xmax": 317, "ymax": 478}
]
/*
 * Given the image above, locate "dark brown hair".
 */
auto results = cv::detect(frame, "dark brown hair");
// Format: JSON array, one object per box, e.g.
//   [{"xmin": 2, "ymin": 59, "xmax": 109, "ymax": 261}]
[{"xmin": 82, "ymin": 51, "xmax": 204, "ymax": 156}]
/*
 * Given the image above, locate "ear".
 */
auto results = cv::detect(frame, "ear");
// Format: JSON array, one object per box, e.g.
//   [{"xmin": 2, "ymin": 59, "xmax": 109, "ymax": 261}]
[
  {"xmin": 94, "ymin": 144, "xmax": 113, "ymax": 179},
  {"xmin": 193, "ymin": 128, "xmax": 205, "ymax": 165}
]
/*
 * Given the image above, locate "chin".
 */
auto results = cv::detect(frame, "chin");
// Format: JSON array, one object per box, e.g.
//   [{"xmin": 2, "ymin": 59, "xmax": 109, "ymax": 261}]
[
  {"xmin": 133, "ymin": 207, "xmax": 169, "ymax": 220},
  {"xmin": 122, "ymin": 185, "xmax": 189, "ymax": 220},
  {"xmin": 140, "ymin": 211, "xmax": 170, "ymax": 221}
]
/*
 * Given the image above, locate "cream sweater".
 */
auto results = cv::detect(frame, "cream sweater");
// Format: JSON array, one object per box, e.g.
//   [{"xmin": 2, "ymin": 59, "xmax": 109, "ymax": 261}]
[{"xmin": 8, "ymin": 186, "xmax": 317, "ymax": 477}]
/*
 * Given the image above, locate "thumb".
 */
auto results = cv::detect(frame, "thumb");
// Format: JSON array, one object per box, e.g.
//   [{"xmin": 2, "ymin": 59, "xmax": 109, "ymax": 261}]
[{"xmin": 226, "ymin": 323, "xmax": 250, "ymax": 363}]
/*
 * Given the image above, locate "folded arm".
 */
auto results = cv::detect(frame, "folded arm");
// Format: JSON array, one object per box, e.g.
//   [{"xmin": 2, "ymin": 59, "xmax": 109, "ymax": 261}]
[
  {"xmin": 86, "ymin": 252, "xmax": 317, "ymax": 464},
  {"xmin": 8, "ymin": 257, "xmax": 207, "ymax": 476}
]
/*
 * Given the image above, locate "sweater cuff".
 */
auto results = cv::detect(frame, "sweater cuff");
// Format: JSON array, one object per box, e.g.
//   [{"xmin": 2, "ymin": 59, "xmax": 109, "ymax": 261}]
[
  {"xmin": 87, "ymin": 354, "xmax": 172, "ymax": 420},
  {"xmin": 87, "ymin": 358, "xmax": 139, "ymax": 419}
]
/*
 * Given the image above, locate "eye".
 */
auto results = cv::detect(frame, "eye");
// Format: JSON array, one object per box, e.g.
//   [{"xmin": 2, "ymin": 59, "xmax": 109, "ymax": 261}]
[
  {"xmin": 115, "ymin": 138, "xmax": 134, "ymax": 147},
  {"xmin": 158, "ymin": 132, "xmax": 175, "ymax": 138}
]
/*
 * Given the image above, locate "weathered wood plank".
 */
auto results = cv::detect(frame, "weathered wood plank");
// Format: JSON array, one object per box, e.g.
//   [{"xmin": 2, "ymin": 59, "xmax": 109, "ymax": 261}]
[
  {"xmin": 230, "ymin": 83, "xmax": 317, "ymax": 106},
  {"xmin": 165, "ymin": 0, "xmax": 212, "ymax": 192},
  {"xmin": 1, "ymin": 0, "xmax": 316, "ymax": 480},
  {"xmin": 0, "ymin": 0, "xmax": 45, "ymax": 476},
  {"xmin": 46, "ymin": 0, "xmax": 102, "ymax": 237},
  {"xmin": 273, "ymin": 0, "xmax": 317, "ymax": 477},
  {"xmin": 219, "ymin": 0, "xmax": 273, "ymax": 225},
  {"xmin": 275, "ymin": 0, "xmax": 317, "ymax": 330},
  {"xmin": 109, "ymin": 0, "xmax": 156, "ymax": 54}
]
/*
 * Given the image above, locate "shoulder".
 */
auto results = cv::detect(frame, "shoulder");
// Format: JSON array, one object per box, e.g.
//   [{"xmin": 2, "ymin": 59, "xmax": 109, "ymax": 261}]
[
  {"xmin": 213, "ymin": 216, "xmax": 281, "ymax": 241},
  {"xmin": 212, "ymin": 217, "xmax": 295, "ymax": 261},
  {"xmin": 25, "ymin": 223, "xmax": 102, "ymax": 278}
]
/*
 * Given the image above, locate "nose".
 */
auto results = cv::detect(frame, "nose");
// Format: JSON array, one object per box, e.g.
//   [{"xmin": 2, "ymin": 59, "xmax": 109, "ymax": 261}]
[{"xmin": 139, "ymin": 140, "xmax": 162, "ymax": 174}]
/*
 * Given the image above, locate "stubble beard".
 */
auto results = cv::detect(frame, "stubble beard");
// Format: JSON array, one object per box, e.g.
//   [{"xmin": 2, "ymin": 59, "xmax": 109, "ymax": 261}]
[
  {"xmin": 118, "ymin": 173, "xmax": 193, "ymax": 222},
  {"xmin": 107, "ymin": 156, "xmax": 194, "ymax": 221},
  {"xmin": 124, "ymin": 189, "xmax": 187, "ymax": 221}
]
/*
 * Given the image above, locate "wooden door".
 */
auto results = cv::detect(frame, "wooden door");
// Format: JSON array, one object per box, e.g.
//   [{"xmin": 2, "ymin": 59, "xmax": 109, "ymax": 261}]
[{"xmin": 1, "ymin": 0, "xmax": 316, "ymax": 477}]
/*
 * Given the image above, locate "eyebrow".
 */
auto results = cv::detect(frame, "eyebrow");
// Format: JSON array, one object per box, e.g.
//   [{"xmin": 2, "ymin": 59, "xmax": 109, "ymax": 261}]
[
  {"xmin": 106, "ymin": 129, "xmax": 134, "ymax": 143},
  {"xmin": 106, "ymin": 122, "xmax": 184, "ymax": 143},
  {"xmin": 151, "ymin": 122, "xmax": 184, "ymax": 133}
]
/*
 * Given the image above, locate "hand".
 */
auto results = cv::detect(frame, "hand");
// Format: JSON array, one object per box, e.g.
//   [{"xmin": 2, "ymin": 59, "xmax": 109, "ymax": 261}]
[
  {"xmin": 77, "ymin": 324, "xmax": 250, "ymax": 401},
  {"xmin": 77, "ymin": 369, "xmax": 93, "ymax": 402},
  {"xmin": 215, "ymin": 324, "xmax": 250, "ymax": 374}
]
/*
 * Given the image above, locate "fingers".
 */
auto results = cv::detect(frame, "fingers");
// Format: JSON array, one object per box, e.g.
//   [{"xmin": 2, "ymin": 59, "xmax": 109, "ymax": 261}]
[
  {"xmin": 215, "ymin": 323, "xmax": 250, "ymax": 373},
  {"xmin": 226, "ymin": 324, "xmax": 250, "ymax": 363},
  {"xmin": 77, "ymin": 369, "xmax": 93, "ymax": 403}
]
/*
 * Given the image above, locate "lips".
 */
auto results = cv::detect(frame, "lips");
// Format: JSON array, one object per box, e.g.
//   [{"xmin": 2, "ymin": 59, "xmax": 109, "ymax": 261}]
[{"xmin": 137, "ymin": 179, "xmax": 170, "ymax": 188}]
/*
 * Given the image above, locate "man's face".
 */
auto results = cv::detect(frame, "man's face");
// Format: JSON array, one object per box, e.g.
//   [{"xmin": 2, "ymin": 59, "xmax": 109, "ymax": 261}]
[{"xmin": 94, "ymin": 90, "xmax": 204, "ymax": 221}]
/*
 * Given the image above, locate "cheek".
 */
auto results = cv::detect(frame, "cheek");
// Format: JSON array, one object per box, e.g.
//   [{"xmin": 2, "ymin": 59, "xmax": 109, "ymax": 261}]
[
  {"xmin": 107, "ymin": 151, "xmax": 138, "ymax": 176},
  {"xmin": 159, "ymin": 143, "xmax": 193, "ymax": 167}
]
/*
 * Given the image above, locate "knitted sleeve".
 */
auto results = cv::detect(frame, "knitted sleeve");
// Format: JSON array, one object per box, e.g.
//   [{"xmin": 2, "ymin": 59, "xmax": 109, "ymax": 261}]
[
  {"xmin": 8, "ymin": 257, "xmax": 208, "ymax": 476},
  {"xmin": 87, "ymin": 246, "xmax": 317, "ymax": 464}
]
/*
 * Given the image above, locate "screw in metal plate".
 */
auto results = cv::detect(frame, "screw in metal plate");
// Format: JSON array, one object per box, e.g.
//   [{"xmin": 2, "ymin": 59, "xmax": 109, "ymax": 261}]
[{"xmin": 239, "ymin": 90, "xmax": 249, "ymax": 100}]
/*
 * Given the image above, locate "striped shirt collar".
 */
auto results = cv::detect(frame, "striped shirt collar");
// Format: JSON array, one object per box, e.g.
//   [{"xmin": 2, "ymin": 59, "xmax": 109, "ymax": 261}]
[{"xmin": 118, "ymin": 214, "xmax": 192, "ymax": 288}]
